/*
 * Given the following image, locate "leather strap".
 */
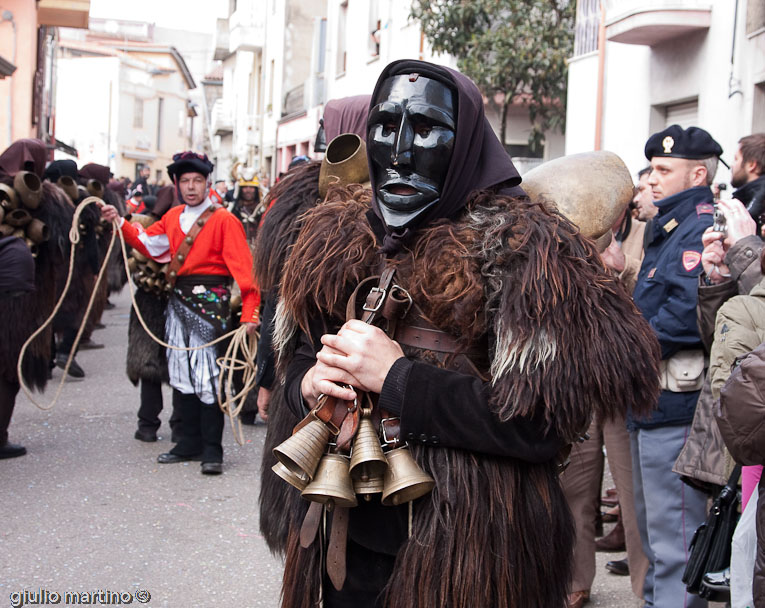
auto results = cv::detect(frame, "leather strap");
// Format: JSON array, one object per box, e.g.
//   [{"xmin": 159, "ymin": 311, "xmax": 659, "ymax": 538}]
[
  {"xmin": 166, "ymin": 203, "xmax": 221, "ymax": 287},
  {"xmin": 326, "ymin": 506, "xmax": 349, "ymax": 590},
  {"xmin": 395, "ymin": 324, "xmax": 464, "ymax": 354},
  {"xmin": 299, "ymin": 501, "xmax": 323, "ymax": 549}
]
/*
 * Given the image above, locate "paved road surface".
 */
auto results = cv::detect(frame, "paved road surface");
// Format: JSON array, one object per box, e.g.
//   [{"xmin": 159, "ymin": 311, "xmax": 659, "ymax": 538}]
[{"xmin": 1, "ymin": 288, "xmax": 691, "ymax": 607}]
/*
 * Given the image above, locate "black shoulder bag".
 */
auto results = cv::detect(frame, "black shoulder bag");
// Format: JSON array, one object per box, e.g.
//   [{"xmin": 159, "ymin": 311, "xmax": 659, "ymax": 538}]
[{"xmin": 682, "ymin": 464, "xmax": 741, "ymax": 596}]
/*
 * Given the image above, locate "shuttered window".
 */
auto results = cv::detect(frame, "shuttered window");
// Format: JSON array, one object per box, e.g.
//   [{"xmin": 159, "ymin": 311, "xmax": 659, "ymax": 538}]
[{"xmin": 664, "ymin": 100, "xmax": 698, "ymax": 129}]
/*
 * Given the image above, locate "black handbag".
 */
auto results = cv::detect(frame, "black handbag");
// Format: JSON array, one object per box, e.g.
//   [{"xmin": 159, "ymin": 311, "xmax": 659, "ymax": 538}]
[{"xmin": 682, "ymin": 465, "xmax": 741, "ymax": 596}]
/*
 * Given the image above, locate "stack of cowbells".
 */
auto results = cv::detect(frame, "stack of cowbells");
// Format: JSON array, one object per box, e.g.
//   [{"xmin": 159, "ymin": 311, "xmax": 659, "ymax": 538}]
[
  {"xmin": 255, "ymin": 95, "xmax": 371, "ymax": 557},
  {"xmin": 0, "ymin": 140, "xmax": 77, "ymax": 418}
]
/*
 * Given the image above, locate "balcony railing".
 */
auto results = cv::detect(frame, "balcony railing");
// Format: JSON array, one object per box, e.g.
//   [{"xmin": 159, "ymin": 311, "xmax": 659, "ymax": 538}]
[{"xmin": 605, "ymin": 0, "xmax": 712, "ymax": 46}]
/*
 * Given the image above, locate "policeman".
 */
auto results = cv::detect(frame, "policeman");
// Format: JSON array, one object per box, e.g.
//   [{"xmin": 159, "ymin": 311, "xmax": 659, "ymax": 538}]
[{"xmin": 630, "ymin": 124, "xmax": 723, "ymax": 607}]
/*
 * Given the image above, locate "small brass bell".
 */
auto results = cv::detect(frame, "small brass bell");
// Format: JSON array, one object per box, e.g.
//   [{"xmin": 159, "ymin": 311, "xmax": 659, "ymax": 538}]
[
  {"xmin": 273, "ymin": 418, "xmax": 331, "ymax": 481},
  {"xmin": 353, "ymin": 473, "xmax": 384, "ymax": 500},
  {"xmin": 271, "ymin": 461, "xmax": 309, "ymax": 491},
  {"xmin": 301, "ymin": 453, "xmax": 357, "ymax": 508},
  {"xmin": 349, "ymin": 409, "xmax": 387, "ymax": 482},
  {"xmin": 381, "ymin": 446, "xmax": 435, "ymax": 506}
]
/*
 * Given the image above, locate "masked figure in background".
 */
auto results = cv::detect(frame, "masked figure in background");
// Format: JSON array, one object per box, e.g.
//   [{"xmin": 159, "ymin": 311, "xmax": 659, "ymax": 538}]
[
  {"xmin": 229, "ymin": 167, "xmax": 261, "ymax": 246},
  {"xmin": 272, "ymin": 60, "xmax": 661, "ymax": 607},
  {"xmin": 0, "ymin": 139, "xmax": 76, "ymax": 458},
  {"xmin": 255, "ymin": 95, "xmax": 370, "ymax": 555}
]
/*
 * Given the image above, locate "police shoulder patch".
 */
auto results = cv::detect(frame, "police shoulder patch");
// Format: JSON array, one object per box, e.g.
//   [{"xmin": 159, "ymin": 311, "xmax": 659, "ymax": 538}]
[
  {"xmin": 696, "ymin": 203, "xmax": 714, "ymax": 216},
  {"xmin": 682, "ymin": 250, "xmax": 702, "ymax": 271}
]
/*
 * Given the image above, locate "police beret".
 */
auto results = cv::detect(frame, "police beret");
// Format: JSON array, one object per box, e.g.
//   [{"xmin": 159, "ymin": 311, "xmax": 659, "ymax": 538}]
[
  {"xmin": 644, "ymin": 125, "xmax": 723, "ymax": 161},
  {"xmin": 166, "ymin": 151, "xmax": 214, "ymax": 181}
]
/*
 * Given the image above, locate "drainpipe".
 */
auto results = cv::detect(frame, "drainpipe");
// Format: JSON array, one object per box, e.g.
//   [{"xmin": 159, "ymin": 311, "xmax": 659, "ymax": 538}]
[{"xmin": 594, "ymin": 1, "xmax": 606, "ymax": 151}]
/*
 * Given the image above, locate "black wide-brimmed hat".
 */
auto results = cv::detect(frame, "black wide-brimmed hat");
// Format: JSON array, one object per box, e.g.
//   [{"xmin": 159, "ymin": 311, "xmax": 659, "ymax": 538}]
[{"xmin": 167, "ymin": 151, "xmax": 214, "ymax": 181}]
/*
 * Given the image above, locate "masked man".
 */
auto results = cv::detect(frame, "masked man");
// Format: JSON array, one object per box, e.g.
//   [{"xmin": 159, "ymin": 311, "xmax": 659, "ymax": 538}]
[
  {"xmin": 274, "ymin": 60, "xmax": 660, "ymax": 607},
  {"xmin": 229, "ymin": 167, "xmax": 261, "ymax": 245},
  {"xmin": 100, "ymin": 151, "xmax": 259, "ymax": 475}
]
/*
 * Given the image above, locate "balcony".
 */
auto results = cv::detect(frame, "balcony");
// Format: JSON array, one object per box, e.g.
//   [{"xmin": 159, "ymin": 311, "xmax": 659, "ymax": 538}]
[
  {"xmin": 229, "ymin": 6, "xmax": 265, "ymax": 53},
  {"xmin": 38, "ymin": 0, "xmax": 91, "ymax": 29},
  {"xmin": 605, "ymin": 0, "xmax": 712, "ymax": 46},
  {"xmin": 213, "ymin": 18, "xmax": 230, "ymax": 61},
  {"xmin": 211, "ymin": 99, "xmax": 233, "ymax": 136}
]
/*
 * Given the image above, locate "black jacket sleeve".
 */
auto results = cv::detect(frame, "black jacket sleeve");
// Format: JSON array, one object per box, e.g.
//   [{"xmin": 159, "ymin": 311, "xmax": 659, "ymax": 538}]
[{"xmin": 380, "ymin": 358, "xmax": 565, "ymax": 463}]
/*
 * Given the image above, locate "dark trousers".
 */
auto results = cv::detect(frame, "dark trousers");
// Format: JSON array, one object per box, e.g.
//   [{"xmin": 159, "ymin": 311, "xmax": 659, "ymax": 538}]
[
  {"xmin": 0, "ymin": 376, "xmax": 20, "ymax": 445},
  {"xmin": 323, "ymin": 539, "xmax": 395, "ymax": 608},
  {"xmin": 169, "ymin": 390, "xmax": 224, "ymax": 463},
  {"xmin": 58, "ymin": 326, "xmax": 78, "ymax": 356},
  {"xmin": 136, "ymin": 379, "xmax": 180, "ymax": 436}
]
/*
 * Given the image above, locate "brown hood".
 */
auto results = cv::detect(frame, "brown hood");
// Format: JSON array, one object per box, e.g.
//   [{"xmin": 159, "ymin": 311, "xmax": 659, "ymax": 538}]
[{"xmin": 0, "ymin": 139, "xmax": 47, "ymax": 179}]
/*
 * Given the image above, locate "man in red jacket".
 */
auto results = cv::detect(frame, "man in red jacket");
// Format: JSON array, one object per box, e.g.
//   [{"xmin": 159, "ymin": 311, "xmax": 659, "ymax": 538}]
[{"xmin": 100, "ymin": 151, "xmax": 259, "ymax": 475}]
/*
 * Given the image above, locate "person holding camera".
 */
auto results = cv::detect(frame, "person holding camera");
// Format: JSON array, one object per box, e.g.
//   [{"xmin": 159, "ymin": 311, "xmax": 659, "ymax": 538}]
[{"xmin": 676, "ymin": 134, "xmax": 765, "ymax": 493}]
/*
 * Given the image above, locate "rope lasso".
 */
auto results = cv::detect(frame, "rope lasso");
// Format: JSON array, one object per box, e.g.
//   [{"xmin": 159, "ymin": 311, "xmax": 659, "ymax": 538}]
[{"xmin": 17, "ymin": 197, "xmax": 258, "ymax": 443}]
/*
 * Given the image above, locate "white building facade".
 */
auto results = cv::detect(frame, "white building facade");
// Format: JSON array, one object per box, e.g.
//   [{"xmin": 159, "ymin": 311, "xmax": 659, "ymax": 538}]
[
  {"xmin": 211, "ymin": 0, "xmax": 569, "ymax": 186},
  {"xmin": 566, "ymin": 0, "xmax": 765, "ymax": 181}
]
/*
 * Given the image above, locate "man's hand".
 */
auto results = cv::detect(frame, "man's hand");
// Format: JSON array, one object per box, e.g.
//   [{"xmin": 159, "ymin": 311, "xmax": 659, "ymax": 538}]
[
  {"xmin": 257, "ymin": 386, "xmax": 271, "ymax": 421},
  {"xmin": 99, "ymin": 203, "xmax": 120, "ymax": 223},
  {"xmin": 243, "ymin": 321, "xmax": 259, "ymax": 336},
  {"xmin": 317, "ymin": 320, "xmax": 404, "ymax": 394},
  {"xmin": 300, "ymin": 320, "xmax": 405, "ymax": 408},
  {"xmin": 701, "ymin": 228, "xmax": 729, "ymax": 284},
  {"xmin": 601, "ymin": 234, "xmax": 625, "ymax": 273}
]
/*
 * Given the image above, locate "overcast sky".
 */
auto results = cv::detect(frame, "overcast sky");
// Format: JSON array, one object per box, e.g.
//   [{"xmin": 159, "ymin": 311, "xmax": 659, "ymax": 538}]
[{"xmin": 89, "ymin": 0, "xmax": 228, "ymax": 33}]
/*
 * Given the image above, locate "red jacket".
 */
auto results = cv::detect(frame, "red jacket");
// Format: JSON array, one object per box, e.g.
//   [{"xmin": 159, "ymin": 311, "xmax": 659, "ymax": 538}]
[{"xmin": 121, "ymin": 204, "xmax": 260, "ymax": 322}]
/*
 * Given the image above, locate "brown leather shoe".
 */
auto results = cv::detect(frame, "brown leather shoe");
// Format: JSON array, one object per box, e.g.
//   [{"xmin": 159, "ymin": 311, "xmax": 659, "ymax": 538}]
[
  {"xmin": 567, "ymin": 589, "xmax": 590, "ymax": 608},
  {"xmin": 595, "ymin": 519, "xmax": 625, "ymax": 552}
]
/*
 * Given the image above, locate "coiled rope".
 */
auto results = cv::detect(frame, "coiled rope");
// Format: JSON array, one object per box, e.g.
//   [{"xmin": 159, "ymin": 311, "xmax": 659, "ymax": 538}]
[{"xmin": 16, "ymin": 196, "xmax": 258, "ymax": 444}]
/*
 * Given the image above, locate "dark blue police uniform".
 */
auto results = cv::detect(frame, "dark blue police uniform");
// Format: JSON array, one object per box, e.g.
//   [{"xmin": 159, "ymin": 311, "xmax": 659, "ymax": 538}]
[{"xmin": 631, "ymin": 185, "xmax": 714, "ymax": 429}]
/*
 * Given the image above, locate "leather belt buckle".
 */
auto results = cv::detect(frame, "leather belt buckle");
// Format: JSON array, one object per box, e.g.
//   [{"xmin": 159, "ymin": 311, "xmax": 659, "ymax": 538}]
[
  {"xmin": 362, "ymin": 287, "xmax": 386, "ymax": 312},
  {"xmin": 381, "ymin": 416, "xmax": 401, "ymax": 447}
]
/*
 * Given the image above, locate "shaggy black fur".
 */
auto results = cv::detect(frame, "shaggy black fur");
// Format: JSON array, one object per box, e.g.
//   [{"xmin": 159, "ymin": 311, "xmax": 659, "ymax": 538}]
[
  {"xmin": 276, "ymin": 185, "xmax": 661, "ymax": 608},
  {"xmin": 0, "ymin": 182, "xmax": 75, "ymax": 388},
  {"xmin": 126, "ymin": 288, "xmax": 169, "ymax": 385}
]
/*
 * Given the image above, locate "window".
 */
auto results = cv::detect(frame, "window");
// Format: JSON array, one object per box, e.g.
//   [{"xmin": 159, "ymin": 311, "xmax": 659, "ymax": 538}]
[
  {"xmin": 574, "ymin": 0, "xmax": 599, "ymax": 56},
  {"xmin": 268, "ymin": 59, "xmax": 275, "ymax": 113},
  {"xmin": 368, "ymin": 0, "xmax": 380, "ymax": 57},
  {"xmin": 754, "ymin": 82, "xmax": 765, "ymax": 132},
  {"xmin": 337, "ymin": 1, "xmax": 348, "ymax": 75},
  {"xmin": 747, "ymin": 0, "xmax": 765, "ymax": 35},
  {"xmin": 133, "ymin": 97, "xmax": 144, "ymax": 128},
  {"xmin": 156, "ymin": 97, "xmax": 164, "ymax": 150},
  {"xmin": 664, "ymin": 100, "xmax": 698, "ymax": 129}
]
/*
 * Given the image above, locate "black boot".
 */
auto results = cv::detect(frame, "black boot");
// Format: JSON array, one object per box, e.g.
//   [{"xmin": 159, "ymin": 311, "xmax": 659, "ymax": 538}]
[
  {"xmin": 165, "ymin": 391, "xmax": 203, "ymax": 458},
  {"xmin": 199, "ymin": 403, "xmax": 224, "ymax": 473},
  {"xmin": 135, "ymin": 379, "xmax": 163, "ymax": 441},
  {"xmin": 0, "ymin": 378, "xmax": 25, "ymax": 458}
]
